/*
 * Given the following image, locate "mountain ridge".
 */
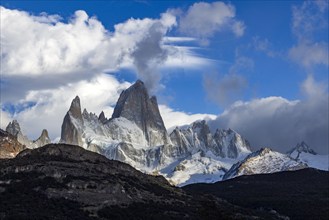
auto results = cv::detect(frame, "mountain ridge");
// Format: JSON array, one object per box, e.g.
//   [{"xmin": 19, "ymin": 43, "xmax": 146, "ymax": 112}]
[
  {"xmin": 2, "ymin": 80, "xmax": 327, "ymax": 186},
  {"xmin": 0, "ymin": 143, "xmax": 285, "ymax": 219},
  {"xmin": 57, "ymin": 80, "xmax": 253, "ymax": 185}
]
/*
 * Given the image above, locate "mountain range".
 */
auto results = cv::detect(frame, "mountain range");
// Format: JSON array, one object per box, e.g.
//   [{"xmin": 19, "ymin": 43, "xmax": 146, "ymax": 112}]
[{"xmin": 1, "ymin": 80, "xmax": 328, "ymax": 186}]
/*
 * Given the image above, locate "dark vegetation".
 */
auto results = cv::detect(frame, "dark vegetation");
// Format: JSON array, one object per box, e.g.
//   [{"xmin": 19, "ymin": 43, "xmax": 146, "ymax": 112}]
[
  {"xmin": 184, "ymin": 168, "xmax": 329, "ymax": 220},
  {"xmin": 0, "ymin": 144, "xmax": 287, "ymax": 219}
]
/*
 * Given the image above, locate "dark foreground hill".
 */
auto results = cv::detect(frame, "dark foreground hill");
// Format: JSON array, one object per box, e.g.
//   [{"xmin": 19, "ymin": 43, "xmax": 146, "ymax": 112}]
[
  {"xmin": 184, "ymin": 168, "xmax": 329, "ymax": 220},
  {"xmin": 0, "ymin": 144, "xmax": 283, "ymax": 220}
]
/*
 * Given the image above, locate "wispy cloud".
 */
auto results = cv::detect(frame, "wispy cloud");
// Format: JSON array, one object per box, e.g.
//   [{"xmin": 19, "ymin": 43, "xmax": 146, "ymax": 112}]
[
  {"xmin": 203, "ymin": 55, "xmax": 253, "ymax": 108},
  {"xmin": 289, "ymin": 0, "xmax": 328, "ymax": 69},
  {"xmin": 252, "ymin": 36, "xmax": 279, "ymax": 58},
  {"xmin": 178, "ymin": 1, "xmax": 245, "ymax": 45}
]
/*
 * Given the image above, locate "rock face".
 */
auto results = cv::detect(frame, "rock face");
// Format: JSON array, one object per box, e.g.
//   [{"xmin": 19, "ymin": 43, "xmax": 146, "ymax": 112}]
[
  {"xmin": 165, "ymin": 121, "xmax": 252, "ymax": 186},
  {"xmin": 170, "ymin": 121, "xmax": 251, "ymax": 159},
  {"xmin": 5, "ymin": 120, "xmax": 21, "ymax": 136},
  {"xmin": 287, "ymin": 141, "xmax": 317, "ymax": 158},
  {"xmin": 0, "ymin": 129, "xmax": 26, "ymax": 159},
  {"xmin": 5, "ymin": 120, "xmax": 50, "ymax": 149},
  {"xmin": 60, "ymin": 96, "xmax": 84, "ymax": 146},
  {"xmin": 112, "ymin": 80, "xmax": 170, "ymax": 147},
  {"xmin": 0, "ymin": 144, "xmax": 283, "ymax": 219},
  {"xmin": 6, "ymin": 120, "xmax": 31, "ymax": 147},
  {"xmin": 223, "ymin": 148, "xmax": 308, "ymax": 180}
]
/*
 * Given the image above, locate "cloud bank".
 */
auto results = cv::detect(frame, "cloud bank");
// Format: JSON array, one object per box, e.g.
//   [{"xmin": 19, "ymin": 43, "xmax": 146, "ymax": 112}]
[
  {"xmin": 209, "ymin": 75, "xmax": 328, "ymax": 154},
  {"xmin": 0, "ymin": 6, "xmax": 208, "ymax": 92}
]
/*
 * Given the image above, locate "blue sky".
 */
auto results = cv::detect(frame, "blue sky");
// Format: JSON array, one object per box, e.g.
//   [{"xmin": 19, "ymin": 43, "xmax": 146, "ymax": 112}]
[{"xmin": 1, "ymin": 0, "xmax": 328, "ymax": 153}]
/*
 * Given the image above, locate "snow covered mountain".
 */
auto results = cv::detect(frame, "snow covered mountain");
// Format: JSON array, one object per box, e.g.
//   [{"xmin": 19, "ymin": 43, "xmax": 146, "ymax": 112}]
[
  {"xmin": 223, "ymin": 148, "xmax": 308, "ymax": 180},
  {"xmin": 4, "ymin": 80, "xmax": 327, "ymax": 186},
  {"xmin": 5, "ymin": 120, "xmax": 50, "ymax": 149},
  {"xmin": 59, "ymin": 80, "xmax": 251, "ymax": 184},
  {"xmin": 163, "ymin": 122, "xmax": 251, "ymax": 186},
  {"xmin": 288, "ymin": 142, "xmax": 328, "ymax": 171}
]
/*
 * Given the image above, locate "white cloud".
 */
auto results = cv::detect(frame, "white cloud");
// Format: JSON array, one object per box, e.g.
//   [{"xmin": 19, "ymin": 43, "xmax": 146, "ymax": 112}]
[
  {"xmin": 159, "ymin": 105, "xmax": 216, "ymax": 132},
  {"xmin": 163, "ymin": 36, "xmax": 197, "ymax": 43},
  {"xmin": 289, "ymin": 41, "xmax": 328, "ymax": 68},
  {"xmin": 0, "ymin": 6, "xmax": 220, "ymax": 141},
  {"xmin": 1, "ymin": 7, "xmax": 212, "ymax": 105},
  {"xmin": 1, "ymin": 7, "xmax": 117, "ymax": 76},
  {"xmin": 1, "ymin": 6, "xmax": 209, "ymax": 80},
  {"xmin": 0, "ymin": 110, "xmax": 12, "ymax": 130},
  {"xmin": 179, "ymin": 1, "xmax": 245, "ymax": 44},
  {"xmin": 301, "ymin": 74, "xmax": 328, "ymax": 98}
]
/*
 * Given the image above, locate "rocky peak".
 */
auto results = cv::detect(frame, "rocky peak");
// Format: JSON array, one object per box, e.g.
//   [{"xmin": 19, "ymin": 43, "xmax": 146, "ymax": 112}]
[
  {"xmin": 112, "ymin": 80, "xmax": 149, "ymax": 121},
  {"xmin": 98, "ymin": 111, "xmax": 107, "ymax": 124},
  {"xmin": 68, "ymin": 96, "xmax": 83, "ymax": 121},
  {"xmin": 33, "ymin": 129, "xmax": 51, "ymax": 147},
  {"xmin": 192, "ymin": 120, "xmax": 209, "ymax": 132},
  {"xmin": 6, "ymin": 120, "xmax": 21, "ymax": 137},
  {"xmin": 111, "ymin": 80, "xmax": 170, "ymax": 146},
  {"xmin": 5, "ymin": 120, "xmax": 32, "ymax": 147},
  {"xmin": 290, "ymin": 141, "xmax": 317, "ymax": 155},
  {"xmin": 191, "ymin": 120, "xmax": 213, "ymax": 148},
  {"xmin": 213, "ymin": 128, "xmax": 251, "ymax": 158},
  {"xmin": 60, "ymin": 96, "xmax": 84, "ymax": 146}
]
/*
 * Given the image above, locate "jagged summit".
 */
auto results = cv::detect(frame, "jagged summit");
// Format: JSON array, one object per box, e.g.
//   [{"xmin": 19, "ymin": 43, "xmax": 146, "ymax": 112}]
[
  {"xmin": 33, "ymin": 129, "xmax": 51, "ymax": 147},
  {"xmin": 6, "ymin": 120, "xmax": 21, "ymax": 136},
  {"xmin": 287, "ymin": 142, "xmax": 327, "ymax": 171},
  {"xmin": 5, "ymin": 120, "xmax": 50, "ymax": 149},
  {"xmin": 59, "ymin": 80, "xmax": 252, "ymax": 184},
  {"xmin": 288, "ymin": 141, "xmax": 317, "ymax": 155},
  {"xmin": 98, "ymin": 111, "xmax": 107, "ymax": 124},
  {"xmin": 68, "ymin": 95, "xmax": 83, "ymax": 121},
  {"xmin": 60, "ymin": 96, "xmax": 84, "ymax": 146},
  {"xmin": 111, "ymin": 79, "xmax": 170, "ymax": 146}
]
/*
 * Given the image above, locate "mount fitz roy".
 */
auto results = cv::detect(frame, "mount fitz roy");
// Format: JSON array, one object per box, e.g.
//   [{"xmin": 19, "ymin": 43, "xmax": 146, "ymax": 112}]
[
  {"xmin": 2, "ymin": 80, "xmax": 327, "ymax": 185},
  {"xmin": 55, "ymin": 80, "xmax": 323, "ymax": 185},
  {"xmin": 59, "ymin": 80, "xmax": 251, "ymax": 185}
]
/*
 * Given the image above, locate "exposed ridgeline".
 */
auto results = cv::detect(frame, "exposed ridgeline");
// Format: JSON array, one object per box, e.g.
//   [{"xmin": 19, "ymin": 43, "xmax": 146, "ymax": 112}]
[
  {"xmin": 60, "ymin": 80, "xmax": 252, "ymax": 185},
  {"xmin": 5, "ymin": 120, "xmax": 50, "ymax": 150}
]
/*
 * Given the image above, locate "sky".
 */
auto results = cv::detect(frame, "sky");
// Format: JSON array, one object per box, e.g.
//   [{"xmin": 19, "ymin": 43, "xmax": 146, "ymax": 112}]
[{"xmin": 0, "ymin": 0, "xmax": 328, "ymax": 154}]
